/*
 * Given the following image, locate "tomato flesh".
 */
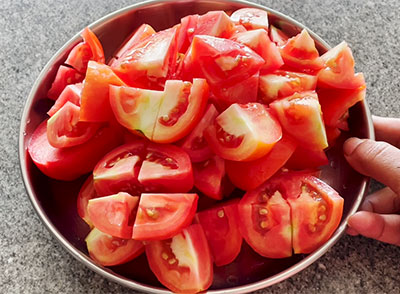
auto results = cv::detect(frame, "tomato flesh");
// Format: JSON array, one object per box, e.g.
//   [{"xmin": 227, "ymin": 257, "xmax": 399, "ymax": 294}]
[
  {"xmin": 145, "ymin": 224, "xmax": 213, "ymax": 294},
  {"xmin": 47, "ymin": 65, "xmax": 84, "ymax": 100},
  {"xmin": 269, "ymin": 25, "xmax": 289, "ymax": 46},
  {"xmin": 193, "ymin": 156, "xmax": 226, "ymax": 200},
  {"xmin": 132, "ymin": 193, "xmax": 198, "ymax": 240},
  {"xmin": 47, "ymin": 83, "xmax": 83, "ymax": 117},
  {"xmin": 77, "ymin": 175, "xmax": 98, "ymax": 228},
  {"xmin": 230, "ymin": 8, "xmax": 269, "ymax": 30},
  {"xmin": 65, "ymin": 42, "xmax": 93, "ymax": 73},
  {"xmin": 285, "ymin": 146, "xmax": 329, "ymax": 170}
]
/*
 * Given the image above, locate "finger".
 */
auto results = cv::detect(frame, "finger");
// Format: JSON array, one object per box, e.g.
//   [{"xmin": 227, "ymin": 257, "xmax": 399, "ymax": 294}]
[
  {"xmin": 343, "ymin": 138, "xmax": 400, "ymax": 195},
  {"xmin": 347, "ymin": 211, "xmax": 400, "ymax": 246},
  {"xmin": 373, "ymin": 115, "xmax": 400, "ymax": 148},
  {"xmin": 360, "ymin": 187, "xmax": 400, "ymax": 214}
]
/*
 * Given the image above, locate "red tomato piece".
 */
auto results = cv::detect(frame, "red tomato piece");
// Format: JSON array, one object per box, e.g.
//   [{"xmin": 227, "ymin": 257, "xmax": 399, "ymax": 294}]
[
  {"xmin": 86, "ymin": 227, "xmax": 144, "ymax": 266},
  {"xmin": 132, "ymin": 193, "xmax": 198, "ymax": 241},
  {"xmin": 180, "ymin": 104, "xmax": 218, "ymax": 163},
  {"xmin": 65, "ymin": 42, "xmax": 93, "ymax": 73},
  {"xmin": 286, "ymin": 176, "xmax": 344, "ymax": 253},
  {"xmin": 109, "ymin": 24, "xmax": 156, "ymax": 66},
  {"xmin": 326, "ymin": 126, "xmax": 342, "ymax": 147},
  {"xmin": 93, "ymin": 141, "xmax": 146, "ymax": 196},
  {"xmin": 47, "ymin": 83, "xmax": 83, "ymax": 117},
  {"xmin": 47, "ymin": 65, "xmax": 84, "ymax": 100},
  {"xmin": 230, "ymin": 8, "xmax": 269, "ymax": 30},
  {"xmin": 232, "ymin": 24, "xmax": 247, "ymax": 34},
  {"xmin": 145, "ymin": 224, "xmax": 213, "ymax": 293},
  {"xmin": 81, "ymin": 27, "xmax": 105, "ymax": 64},
  {"xmin": 317, "ymin": 85, "xmax": 366, "ymax": 128},
  {"xmin": 192, "ymin": 10, "xmax": 235, "ymax": 40},
  {"xmin": 193, "ymin": 156, "xmax": 226, "ymax": 200},
  {"xmin": 87, "ymin": 192, "xmax": 139, "ymax": 239},
  {"xmin": 270, "ymin": 91, "xmax": 328, "ymax": 150},
  {"xmin": 77, "ymin": 175, "xmax": 98, "ymax": 228},
  {"xmin": 285, "ymin": 146, "xmax": 329, "ymax": 170},
  {"xmin": 176, "ymin": 14, "xmax": 199, "ymax": 54},
  {"xmin": 195, "ymin": 199, "xmax": 242, "ymax": 266},
  {"xmin": 231, "ymin": 29, "xmax": 283, "ymax": 73},
  {"xmin": 279, "ymin": 29, "xmax": 323, "ymax": 74},
  {"xmin": 138, "ymin": 143, "xmax": 194, "ymax": 193},
  {"xmin": 80, "ymin": 61, "xmax": 126, "ymax": 122},
  {"xmin": 237, "ymin": 180, "xmax": 292, "ymax": 258},
  {"xmin": 226, "ymin": 134, "xmax": 297, "ymax": 191},
  {"xmin": 204, "ymin": 103, "xmax": 282, "ymax": 161},
  {"xmin": 181, "ymin": 35, "xmax": 265, "ymax": 87},
  {"xmin": 318, "ymin": 41, "xmax": 366, "ymax": 89},
  {"xmin": 28, "ymin": 120, "xmax": 123, "ymax": 181},
  {"xmin": 46, "ymin": 102, "xmax": 101, "ymax": 148},
  {"xmin": 269, "ymin": 25, "xmax": 289, "ymax": 46},
  {"xmin": 258, "ymin": 70, "xmax": 317, "ymax": 103}
]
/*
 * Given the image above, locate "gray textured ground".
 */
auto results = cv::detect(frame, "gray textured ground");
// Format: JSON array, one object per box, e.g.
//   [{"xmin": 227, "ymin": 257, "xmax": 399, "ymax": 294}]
[{"xmin": 2, "ymin": 0, "xmax": 400, "ymax": 293}]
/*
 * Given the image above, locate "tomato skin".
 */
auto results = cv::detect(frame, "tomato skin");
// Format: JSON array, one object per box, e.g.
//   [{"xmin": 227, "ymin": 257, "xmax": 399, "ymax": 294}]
[
  {"xmin": 80, "ymin": 61, "xmax": 126, "ymax": 122},
  {"xmin": 230, "ymin": 8, "xmax": 269, "ymax": 30},
  {"xmin": 132, "ymin": 193, "xmax": 198, "ymax": 241},
  {"xmin": 28, "ymin": 120, "xmax": 123, "ymax": 181},
  {"xmin": 180, "ymin": 103, "xmax": 218, "ymax": 163},
  {"xmin": 205, "ymin": 103, "xmax": 282, "ymax": 162},
  {"xmin": 47, "ymin": 65, "xmax": 84, "ymax": 100},
  {"xmin": 77, "ymin": 176, "xmax": 98, "ymax": 228},
  {"xmin": 87, "ymin": 192, "xmax": 139, "ymax": 239},
  {"xmin": 270, "ymin": 91, "xmax": 328, "ymax": 150},
  {"xmin": 81, "ymin": 27, "xmax": 105, "ymax": 64},
  {"xmin": 285, "ymin": 146, "xmax": 329, "ymax": 170},
  {"xmin": 65, "ymin": 42, "xmax": 93, "ymax": 73},
  {"xmin": 287, "ymin": 176, "xmax": 344, "ymax": 254},
  {"xmin": 238, "ymin": 180, "xmax": 292, "ymax": 258},
  {"xmin": 47, "ymin": 83, "xmax": 83, "ymax": 117},
  {"xmin": 195, "ymin": 199, "xmax": 242, "ymax": 266},
  {"xmin": 193, "ymin": 156, "xmax": 226, "ymax": 200},
  {"xmin": 226, "ymin": 134, "xmax": 297, "ymax": 191},
  {"xmin": 145, "ymin": 224, "xmax": 213, "ymax": 294},
  {"xmin": 86, "ymin": 228, "xmax": 144, "ymax": 266}
]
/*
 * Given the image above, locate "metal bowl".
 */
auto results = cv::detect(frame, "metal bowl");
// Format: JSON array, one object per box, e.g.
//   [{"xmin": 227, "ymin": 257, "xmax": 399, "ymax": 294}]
[{"xmin": 19, "ymin": 0, "xmax": 374, "ymax": 293}]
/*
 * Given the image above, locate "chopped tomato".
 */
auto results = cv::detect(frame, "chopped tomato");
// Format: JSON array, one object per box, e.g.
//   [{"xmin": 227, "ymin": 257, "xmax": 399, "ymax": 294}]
[
  {"xmin": 65, "ymin": 42, "xmax": 93, "ymax": 73},
  {"xmin": 47, "ymin": 83, "xmax": 82, "ymax": 117},
  {"xmin": 193, "ymin": 156, "xmax": 226, "ymax": 200},
  {"xmin": 47, "ymin": 65, "xmax": 84, "ymax": 100},
  {"xmin": 28, "ymin": 120, "xmax": 123, "ymax": 181},
  {"xmin": 285, "ymin": 146, "xmax": 329, "ymax": 170},
  {"xmin": 46, "ymin": 102, "xmax": 101, "ymax": 148},
  {"xmin": 258, "ymin": 70, "xmax": 317, "ymax": 103},
  {"xmin": 269, "ymin": 25, "xmax": 289, "ymax": 46},
  {"xmin": 81, "ymin": 27, "xmax": 105, "ymax": 64},
  {"xmin": 145, "ymin": 224, "xmax": 213, "ymax": 293},
  {"xmin": 230, "ymin": 8, "xmax": 269, "ymax": 30},
  {"xmin": 286, "ymin": 176, "xmax": 344, "ymax": 253},
  {"xmin": 86, "ymin": 227, "xmax": 144, "ymax": 266},
  {"xmin": 195, "ymin": 199, "xmax": 242, "ymax": 266},
  {"xmin": 231, "ymin": 29, "xmax": 283, "ymax": 73},
  {"xmin": 176, "ymin": 14, "xmax": 199, "ymax": 53},
  {"xmin": 77, "ymin": 175, "xmax": 98, "ymax": 228},
  {"xmin": 87, "ymin": 192, "xmax": 139, "ymax": 239},
  {"xmin": 180, "ymin": 104, "xmax": 218, "ymax": 162},
  {"xmin": 80, "ymin": 61, "xmax": 126, "ymax": 122},
  {"xmin": 226, "ymin": 134, "xmax": 297, "ymax": 190},
  {"xmin": 237, "ymin": 180, "xmax": 292, "ymax": 258},
  {"xmin": 192, "ymin": 10, "xmax": 234, "ymax": 40},
  {"xmin": 132, "ymin": 193, "xmax": 198, "ymax": 240},
  {"xmin": 270, "ymin": 91, "xmax": 328, "ymax": 150},
  {"xmin": 326, "ymin": 126, "xmax": 342, "ymax": 146},
  {"xmin": 318, "ymin": 41, "xmax": 366, "ymax": 89},
  {"xmin": 204, "ymin": 103, "xmax": 282, "ymax": 161},
  {"xmin": 279, "ymin": 29, "xmax": 323, "ymax": 74}
]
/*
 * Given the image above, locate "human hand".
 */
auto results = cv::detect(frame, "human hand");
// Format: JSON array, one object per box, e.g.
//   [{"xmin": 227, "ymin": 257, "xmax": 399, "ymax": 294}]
[{"xmin": 344, "ymin": 115, "xmax": 400, "ymax": 245}]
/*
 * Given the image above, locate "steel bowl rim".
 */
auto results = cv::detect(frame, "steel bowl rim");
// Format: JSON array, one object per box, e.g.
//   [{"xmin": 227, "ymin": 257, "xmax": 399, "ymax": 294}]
[{"xmin": 19, "ymin": 0, "xmax": 374, "ymax": 293}]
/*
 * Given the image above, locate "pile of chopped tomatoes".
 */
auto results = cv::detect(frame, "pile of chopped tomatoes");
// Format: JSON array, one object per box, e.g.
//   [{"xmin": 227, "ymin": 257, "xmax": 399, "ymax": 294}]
[{"xmin": 28, "ymin": 7, "xmax": 366, "ymax": 293}]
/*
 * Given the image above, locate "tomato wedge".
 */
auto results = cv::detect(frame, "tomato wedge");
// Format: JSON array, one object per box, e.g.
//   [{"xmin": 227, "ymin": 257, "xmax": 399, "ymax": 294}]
[
  {"xmin": 193, "ymin": 156, "xmax": 226, "ymax": 200},
  {"xmin": 192, "ymin": 10, "xmax": 234, "ymax": 40},
  {"xmin": 65, "ymin": 42, "xmax": 93, "ymax": 74},
  {"xmin": 285, "ymin": 146, "xmax": 329, "ymax": 170},
  {"xmin": 226, "ymin": 134, "xmax": 297, "ymax": 191},
  {"xmin": 145, "ymin": 224, "xmax": 213, "ymax": 294},
  {"xmin": 81, "ymin": 27, "xmax": 105, "ymax": 64},
  {"xmin": 195, "ymin": 199, "xmax": 242, "ymax": 266},
  {"xmin": 86, "ymin": 228, "xmax": 144, "ymax": 266},
  {"xmin": 47, "ymin": 65, "xmax": 84, "ymax": 100},
  {"xmin": 87, "ymin": 192, "xmax": 139, "ymax": 239},
  {"xmin": 47, "ymin": 102, "xmax": 101, "ymax": 148},
  {"xmin": 269, "ymin": 25, "xmax": 289, "ymax": 46},
  {"xmin": 238, "ymin": 180, "xmax": 292, "ymax": 258},
  {"xmin": 204, "ymin": 103, "xmax": 282, "ymax": 161},
  {"xmin": 132, "ymin": 193, "xmax": 198, "ymax": 241},
  {"xmin": 77, "ymin": 175, "xmax": 98, "ymax": 228},
  {"xmin": 270, "ymin": 91, "xmax": 328, "ymax": 150},
  {"xmin": 47, "ymin": 83, "xmax": 82, "ymax": 117},
  {"xmin": 230, "ymin": 8, "xmax": 269, "ymax": 30}
]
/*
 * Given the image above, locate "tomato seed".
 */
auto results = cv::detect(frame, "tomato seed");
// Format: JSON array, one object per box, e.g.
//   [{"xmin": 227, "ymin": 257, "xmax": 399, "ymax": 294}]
[
  {"xmin": 217, "ymin": 210, "xmax": 225, "ymax": 218},
  {"xmin": 168, "ymin": 258, "xmax": 177, "ymax": 265},
  {"xmin": 162, "ymin": 252, "xmax": 169, "ymax": 260},
  {"xmin": 308, "ymin": 224, "xmax": 316, "ymax": 233},
  {"xmin": 259, "ymin": 208, "xmax": 268, "ymax": 215},
  {"xmin": 146, "ymin": 208, "xmax": 159, "ymax": 219},
  {"xmin": 319, "ymin": 215, "xmax": 327, "ymax": 221},
  {"xmin": 260, "ymin": 221, "xmax": 268, "ymax": 229}
]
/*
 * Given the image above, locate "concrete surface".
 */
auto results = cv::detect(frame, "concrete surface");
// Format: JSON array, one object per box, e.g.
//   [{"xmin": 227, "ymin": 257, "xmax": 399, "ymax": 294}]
[{"xmin": 1, "ymin": 0, "xmax": 400, "ymax": 293}]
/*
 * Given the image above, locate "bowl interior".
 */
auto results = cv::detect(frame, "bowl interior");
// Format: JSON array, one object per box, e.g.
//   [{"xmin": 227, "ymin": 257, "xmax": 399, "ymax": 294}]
[{"xmin": 20, "ymin": 0, "xmax": 372, "ymax": 292}]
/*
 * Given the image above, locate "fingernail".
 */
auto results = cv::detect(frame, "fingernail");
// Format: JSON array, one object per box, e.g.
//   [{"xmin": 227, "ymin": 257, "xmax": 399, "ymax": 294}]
[{"xmin": 343, "ymin": 137, "xmax": 364, "ymax": 156}]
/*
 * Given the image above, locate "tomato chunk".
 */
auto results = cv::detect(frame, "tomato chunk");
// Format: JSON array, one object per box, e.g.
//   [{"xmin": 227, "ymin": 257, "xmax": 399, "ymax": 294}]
[
  {"xmin": 47, "ymin": 83, "xmax": 83, "ymax": 117},
  {"xmin": 145, "ymin": 224, "xmax": 213, "ymax": 294},
  {"xmin": 47, "ymin": 65, "xmax": 84, "ymax": 100},
  {"xmin": 81, "ymin": 27, "xmax": 105, "ymax": 64},
  {"xmin": 204, "ymin": 103, "xmax": 282, "ymax": 161},
  {"xmin": 230, "ymin": 8, "xmax": 269, "ymax": 30},
  {"xmin": 132, "ymin": 193, "xmax": 198, "ymax": 240},
  {"xmin": 269, "ymin": 25, "xmax": 289, "ymax": 46},
  {"xmin": 65, "ymin": 42, "xmax": 93, "ymax": 73},
  {"xmin": 77, "ymin": 176, "xmax": 98, "ymax": 228},
  {"xmin": 193, "ymin": 156, "xmax": 226, "ymax": 200},
  {"xmin": 87, "ymin": 192, "xmax": 139, "ymax": 239},
  {"xmin": 286, "ymin": 146, "xmax": 329, "ymax": 170},
  {"xmin": 86, "ymin": 228, "xmax": 144, "ymax": 266},
  {"xmin": 192, "ymin": 10, "xmax": 234, "ymax": 40},
  {"xmin": 195, "ymin": 199, "xmax": 242, "ymax": 266}
]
